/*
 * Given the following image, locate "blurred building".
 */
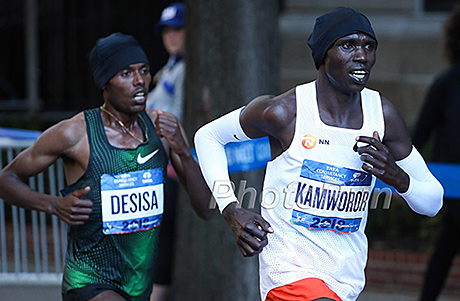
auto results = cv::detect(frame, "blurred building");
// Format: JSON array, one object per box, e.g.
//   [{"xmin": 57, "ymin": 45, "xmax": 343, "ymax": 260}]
[{"xmin": 0, "ymin": 0, "xmax": 455, "ymax": 128}]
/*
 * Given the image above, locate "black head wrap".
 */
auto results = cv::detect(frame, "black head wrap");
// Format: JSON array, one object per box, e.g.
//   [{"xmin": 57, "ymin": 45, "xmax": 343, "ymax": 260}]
[
  {"xmin": 89, "ymin": 32, "xmax": 149, "ymax": 89},
  {"xmin": 307, "ymin": 7, "xmax": 377, "ymax": 70}
]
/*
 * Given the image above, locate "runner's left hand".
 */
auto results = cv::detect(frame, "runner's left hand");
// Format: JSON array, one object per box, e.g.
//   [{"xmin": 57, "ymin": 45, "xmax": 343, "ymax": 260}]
[
  {"xmin": 154, "ymin": 110, "xmax": 188, "ymax": 156},
  {"xmin": 355, "ymin": 131, "xmax": 409, "ymax": 192}
]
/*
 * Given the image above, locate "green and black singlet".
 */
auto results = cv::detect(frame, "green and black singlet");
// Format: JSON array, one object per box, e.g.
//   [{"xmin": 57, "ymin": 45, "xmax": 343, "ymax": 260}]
[{"xmin": 61, "ymin": 108, "xmax": 168, "ymax": 300}]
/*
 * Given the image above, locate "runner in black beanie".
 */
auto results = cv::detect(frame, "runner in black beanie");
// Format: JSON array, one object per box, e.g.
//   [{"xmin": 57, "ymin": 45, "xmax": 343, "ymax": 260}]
[
  {"xmin": 307, "ymin": 7, "xmax": 377, "ymax": 70},
  {"xmin": 89, "ymin": 32, "xmax": 150, "ymax": 89}
]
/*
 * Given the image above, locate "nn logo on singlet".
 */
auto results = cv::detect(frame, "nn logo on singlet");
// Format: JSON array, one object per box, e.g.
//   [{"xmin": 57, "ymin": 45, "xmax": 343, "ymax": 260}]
[
  {"xmin": 302, "ymin": 134, "xmax": 316, "ymax": 149},
  {"xmin": 302, "ymin": 134, "xmax": 322, "ymax": 149},
  {"xmin": 302, "ymin": 134, "xmax": 329, "ymax": 149}
]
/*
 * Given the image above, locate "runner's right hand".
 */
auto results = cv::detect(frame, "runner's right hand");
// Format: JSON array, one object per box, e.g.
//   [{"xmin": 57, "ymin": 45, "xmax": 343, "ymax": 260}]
[
  {"xmin": 222, "ymin": 202, "xmax": 274, "ymax": 257},
  {"xmin": 50, "ymin": 186, "xmax": 93, "ymax": 226}
]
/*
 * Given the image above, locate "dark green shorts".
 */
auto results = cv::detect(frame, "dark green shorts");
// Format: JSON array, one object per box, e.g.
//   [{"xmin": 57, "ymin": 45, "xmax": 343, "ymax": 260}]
[{"xmin": 63, "ymin": 283, "xmax": 130, "ymax": 301}]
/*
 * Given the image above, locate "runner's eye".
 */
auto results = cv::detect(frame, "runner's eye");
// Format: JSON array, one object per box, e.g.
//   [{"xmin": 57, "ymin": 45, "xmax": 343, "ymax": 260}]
[
  {"xmin": 121, "ymin": 70, "xmax": 131, "ymax": 77},
  {"xmin": 342, "ymin": 42, "xmax": 353, "ymax": 50}
]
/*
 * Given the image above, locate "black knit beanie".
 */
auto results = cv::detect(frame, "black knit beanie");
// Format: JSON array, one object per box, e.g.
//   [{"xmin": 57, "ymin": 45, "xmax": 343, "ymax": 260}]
[
  {"xmin": 307, "ymin": 7, "xmax": 377, "ymax": 70},
  {"xmin": 89, "ymin": 32, "xmax": 149, "ymax": 89}
]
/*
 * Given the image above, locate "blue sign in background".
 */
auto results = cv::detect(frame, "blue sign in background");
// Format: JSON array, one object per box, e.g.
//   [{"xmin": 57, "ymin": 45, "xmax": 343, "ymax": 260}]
[
  {"xmin": 225, "ymin": 137, "xmax": 271, "ymax": 173},
  {"xmin": 0, "ymin": 127, "xmax": 41, "ymax": 140},
  {"xmin": 191, "ymin": 137, "xmax": 271, "ymax": 174}
]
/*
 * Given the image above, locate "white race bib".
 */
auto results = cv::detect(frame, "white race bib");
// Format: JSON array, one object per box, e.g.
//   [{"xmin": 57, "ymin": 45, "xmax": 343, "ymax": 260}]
[
  {"xmin": 101, "ymin": 168, "xmax": 164, "ymax": 235},
  {"xmin": 290, "ymin": 159, "xmax": 372, "ymax": 233}
]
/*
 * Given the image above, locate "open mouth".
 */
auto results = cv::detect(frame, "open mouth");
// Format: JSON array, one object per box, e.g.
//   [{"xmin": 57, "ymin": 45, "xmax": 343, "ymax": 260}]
[
  {"xmin": 350, "ymin": 70, "xmax": 368, "ymax": 81},
  {"xmin": 133, "ymin": 91, "xmax": 147, "ymax": 101}
]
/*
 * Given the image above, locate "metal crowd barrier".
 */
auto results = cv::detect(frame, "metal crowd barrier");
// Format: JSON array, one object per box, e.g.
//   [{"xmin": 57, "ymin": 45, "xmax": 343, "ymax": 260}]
[{"xmin": 0, "ymin": 131, "xmax": 66, "ymax": 285}]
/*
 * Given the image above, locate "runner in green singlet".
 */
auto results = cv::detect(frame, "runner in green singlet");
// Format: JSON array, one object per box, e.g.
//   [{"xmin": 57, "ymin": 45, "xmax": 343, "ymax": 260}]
[{"xmin": 0, "ymin": 32, "xmax": 214, "ymax": 301}]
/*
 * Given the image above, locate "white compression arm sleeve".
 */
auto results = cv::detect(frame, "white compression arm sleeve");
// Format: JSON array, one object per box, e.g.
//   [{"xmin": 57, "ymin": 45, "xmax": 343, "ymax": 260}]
[
  {"xmin": 396, "ymin": 146, "xmax": 443, "ymax": 217},
  {"xmin": 194, "ymin": 107, "xmax": 251, "ymax": 213}
]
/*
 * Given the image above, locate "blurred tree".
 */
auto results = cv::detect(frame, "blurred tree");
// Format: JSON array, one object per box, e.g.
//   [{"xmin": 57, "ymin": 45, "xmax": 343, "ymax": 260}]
[{"xmin": 172, "ymin": 0, "xmax": 280, "ymax": 300}]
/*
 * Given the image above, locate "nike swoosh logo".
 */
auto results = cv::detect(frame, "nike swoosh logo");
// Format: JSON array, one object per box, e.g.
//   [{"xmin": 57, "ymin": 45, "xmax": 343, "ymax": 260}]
[{"xmin": 137, "ymin": 149, "xmax": 159, "ymax": 164}]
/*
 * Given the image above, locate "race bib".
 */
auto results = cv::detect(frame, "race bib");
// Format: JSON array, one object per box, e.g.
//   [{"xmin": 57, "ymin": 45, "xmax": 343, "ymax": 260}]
[
  {"xmin": 290, "ymin": 159, "xmax": 372, "ymax": 233},
  {"xmin": 101, "ymin": 168, "xmax": 164, "ymax": 235}
]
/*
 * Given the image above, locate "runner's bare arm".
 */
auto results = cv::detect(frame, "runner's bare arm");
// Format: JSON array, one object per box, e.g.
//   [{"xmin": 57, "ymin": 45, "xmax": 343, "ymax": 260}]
[
  {"xmin": 355, "ymin": 97, "xmax": 412, "ymax": 191},
  {"xmin": 240, "ymin": 89, "xmax": 296, "ymax": 152},
  {"xmin": 355, "ymin": 97, "xmax": 442, "ymax": 216},
  {"xmin": 150, "ymin": 109, "xmax": 215, "ymax": 221},
  {"xmin": 0, "ymin": 114, "xmax": 93, "ymax": 225},
  {"xmin": 194, "ymin": 92, "xmax": 296, "ymax": 256}
]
